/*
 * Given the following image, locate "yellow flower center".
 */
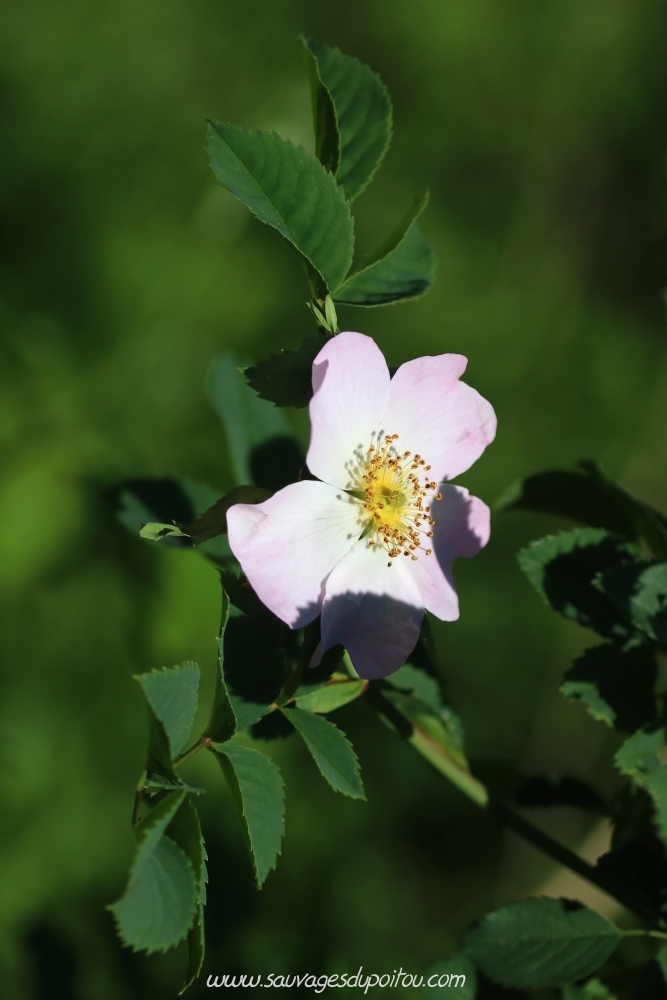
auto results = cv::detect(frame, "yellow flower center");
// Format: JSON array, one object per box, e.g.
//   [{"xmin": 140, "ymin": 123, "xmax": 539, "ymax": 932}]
[{"xmin": 347, "ymin": 433, "xmax": 442, "ymax": 564}]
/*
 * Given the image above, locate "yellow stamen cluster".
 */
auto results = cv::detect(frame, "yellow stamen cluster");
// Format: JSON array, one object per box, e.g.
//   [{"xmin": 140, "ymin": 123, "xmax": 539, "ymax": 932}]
[{"xmin": 348, "ymin": 432, "xmax": 441, "ymax": 565}]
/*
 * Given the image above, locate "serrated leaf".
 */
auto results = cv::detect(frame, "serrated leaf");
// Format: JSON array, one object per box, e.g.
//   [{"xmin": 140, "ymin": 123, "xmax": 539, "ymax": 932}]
[
  {"xmin": 599, "ymin": 562, "xmax": 667, "ymax": 646},
  {"xmin": 333, "ymin": 193, "xmax": 435, "ymax": 306},
  {"xmin": 168, "ymin": 798, "xmax": 207, "ymax": 993},
  {"xmin": 515, "ymin": 775, "xmax": 609, "ymax": 815},
  {"xmin": 244, "ymin": 334, "xmax": 332, "ymax": 409},
  {"xmin": 382, "ymin": 689, "xmax": 487, "ymax": 806},
  {"xmin": 518, "ymin": 529, "xmax": 642, "ymax": 640},
  {"xmin": 300, "ymin": 36, "xmax": 340, "ymax": 175},
  {"xmin": 422, "ymin": 954, "xmax": 477, "ymax": 998},
  {"xmin": 282, "ymin": 706, "xmax": 365, "ymax": 799},
  {"xmin": 207, "ymin": 354, "xmax": 292, "ymax": 484},
  {"xmin": 110, "ymin": 791, "xmax": 197, "ymax": 954},
  {"xmin": 206, "ymin": 122, "xmax": 354, "ymax": 292},
  {"xmin": 137, "ymin": 663, "xmax": 200, "ymax": 759},
  {"xmin": 214, "ymin": 745, "xmax": 285, "ymax": 887},
  {"xmin": 205, "ymin": 586, "xmax": 236, "ymax": 744},
  {"xmin": 300, "ymin": 37, "xmax": 392, "ymax": 202},
  {"xmin": 462, "ymin": 898, "xmax": 622, "ymax": 989},
  {"xmin": 139, "ymin": 522, "xmax": 189, "ymax": 542},
  {"xmin": 560, "ymin": 642, "xmax": 657, "ymax": 733},
  {"xmin": 497, "ymin": 461, "xmax": 667, "ymax": 561},
  {"xmin": 615, "ymin": 728, "xmax": 667, "ymax": 844},
  {"xmin": 295, "ymin": 677, "xmax": 367, "ymax": 713}
]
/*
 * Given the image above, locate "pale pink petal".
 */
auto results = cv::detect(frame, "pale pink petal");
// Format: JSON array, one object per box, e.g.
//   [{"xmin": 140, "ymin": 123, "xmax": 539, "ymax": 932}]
[
  {"xmin": 382, "ymin": 354, "xmax": 496, "ymax": 482},
  {"xmin": 408, "ymin": 485, "xmax": 491, "ymax": 620},
  {"xmin": 227, "ymin": 481, "xmax": 363, "ymax": 629},
  {"xmin": 316, "ymin": 541, "xmax": 424, "ymax": 679},
  {"xmin": 307, "ymin": 332, "xmax": 390, "ymax": 489}
]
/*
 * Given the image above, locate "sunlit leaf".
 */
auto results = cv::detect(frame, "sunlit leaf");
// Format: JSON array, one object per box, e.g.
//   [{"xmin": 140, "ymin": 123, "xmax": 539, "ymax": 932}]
[
  {"xmin": 300, "ymin": 36, "xmax": 392, "ymax": 201},
  {"xmin": 207, "ymin": 122, "xmax": 354, "ymax": 293},
  {"xmin": 282, "ymin": 706, "xmax": 365, "ymax": 798},
  {"xmin": 213, "ymin": 745, "xmax": 285, "ymax": 887},
  {"xmin": 294, "ymin": 677, "xmax": 367, "ymax": 713},
  {"xmin": 137, "ymin": 662, "xmax": 200, "ymax": 759},
  {"xmin": 110, "ymin": 791, "xmax": 197, "ymax": 954}
]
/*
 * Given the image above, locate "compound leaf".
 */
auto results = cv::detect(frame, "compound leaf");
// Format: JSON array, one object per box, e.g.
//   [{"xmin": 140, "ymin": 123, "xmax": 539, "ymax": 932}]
[
  {"xmin": 207, "ymin": 122, "xmax": 354, "ymax": 293},
  {"xmin": 214, "ymin": 745, "xmax": 285, "ymax": 887},
  {"xmin": 462, "ymin": 898, "xmax": 622, "ymax": 989},
  {"xmin": 168, "ymin": 798, "xmax": 207, "ymax": 993},
  {"xmin": 300, "ymin": 36, "xmax": 392, "ymax": 201},
  {"xmin": 282, "ymin": 707, "xmax": 365, "ymax": 799}
]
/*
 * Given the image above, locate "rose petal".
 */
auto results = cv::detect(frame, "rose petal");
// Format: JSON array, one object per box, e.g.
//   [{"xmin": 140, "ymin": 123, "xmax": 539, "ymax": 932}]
[
  {"xmin": 307, "ymin": 332, "xmax": 391, "ymax": 489},
  {"xmin": 382, "ymin": 354, "xmax": 496, "ymax": 482},
  {"xmin": 227, "ymin": 481, "xmax": 362, "ymax": 628},
  {"xmin": 408, "ymin": 485, "xmax": 491, "ymax": 620},
  {"xmin": 317, "ymin": 541, "xmax": 424, "ymax": 679}
]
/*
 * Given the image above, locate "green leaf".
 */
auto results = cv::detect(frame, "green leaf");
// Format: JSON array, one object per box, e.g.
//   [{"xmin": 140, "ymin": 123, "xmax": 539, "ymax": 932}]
[
  {"xmin": 560, "ymin": 641, "xmax": 657, "ymax": 733},
  {"xmin": 139, "ymin": 522, "xmax": 189, "ymax": 542},
  {"xmin": 137, "ymin": 663, "xmax": 200, "ymax": 759},
  {"xmin": 497, "ymin": 461, "xmax": 667, "ymax": 561},
  {"xmin": 300, "ymin": 36, "xmax": 392, "ymax": 202},
  {"xmin": 381, "ymin": 688, "xmax": 487, "ymax": 806},
  {"xmin": 244, "ymin": 334, "xmax": 332, "ymax": 409},
  {"xmin": 206, "ymin": 122, "xmax": 354, "ymax": 293},
  {"xmin": 386, "ymin": 665, "xmax": 465, "ymax": 751},
  {"xmin": 110, "ymin": 791, "xmax": 197, "ymax": 954},
  {"xmin": 282, "ymin": 706, "xmax": 365, "ymax": 799},
  {"xmin": 462, "ymin": 898, "xmax": 622, "ymax": 989},
  {"xmin": 205, "ymin": 586, "xmax": 236, "ymax": 745},
  {"xmin": 562, "ymin": 977, "xmax": 615, "ymax": 1000},
  {"xmin": 333, "ymin": 192, "xmax": 435, "ymax": 306},
  {"xmin": 207, "ymin": 353, "xmax": 292, "ymax": 484},
  {"xmin": 213, "ymin": 744, "xmax": 285, "ymax": 887},
  {"xmin": 422, "ymin": 954, "xmax": 477, "ymax": 998},
  {"xmin": 615, "ymin": 728, "xmax": 667, "ymax": 844},
  {"xmin": 295, "ymin": 676, "xmax": 367, "ymax": 713},
  {"xmin": 599, "ymin": 561, "xmax": 667, "ymax": 646},
  {"xmin": 168, "ymin": 798, "xmax": 207, "ymax": 993},
  {"xmin": 518, "ymin": 529, "xmax": 642, "ymax": 640}
]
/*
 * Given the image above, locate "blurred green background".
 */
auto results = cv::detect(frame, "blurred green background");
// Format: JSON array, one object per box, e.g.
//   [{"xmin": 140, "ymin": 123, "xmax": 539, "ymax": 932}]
[{"xmin": 2, "ymin": 0, "xmax": 667, "ymax": 996}]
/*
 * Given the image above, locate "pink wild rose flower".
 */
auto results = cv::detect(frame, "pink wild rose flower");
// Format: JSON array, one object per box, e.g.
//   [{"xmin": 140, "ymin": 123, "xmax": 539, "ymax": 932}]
[{"xmin": 227, "ymin": 332, "xmax": 496, "ymax": 679}]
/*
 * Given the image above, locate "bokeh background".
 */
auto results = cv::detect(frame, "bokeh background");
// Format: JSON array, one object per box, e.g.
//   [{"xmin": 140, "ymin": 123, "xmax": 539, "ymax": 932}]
[{"xmin": 2, "ymin": 0, "xmax": 667, "ymax": 996}]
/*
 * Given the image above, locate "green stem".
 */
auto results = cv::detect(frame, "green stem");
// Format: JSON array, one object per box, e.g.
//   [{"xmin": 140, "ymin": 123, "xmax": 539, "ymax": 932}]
[
  {"xmin": 623, "ymin": 929, "xmax": 667, "ymax": 940},
  {"xmin": 173, "ymin": 738, "xmax": 209, "ymax": 769}
]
